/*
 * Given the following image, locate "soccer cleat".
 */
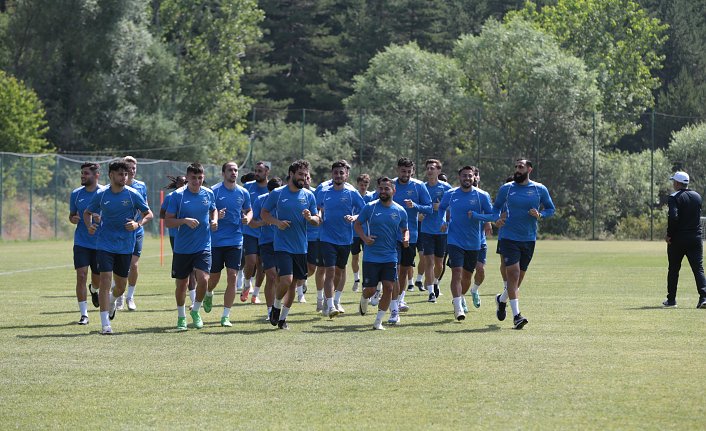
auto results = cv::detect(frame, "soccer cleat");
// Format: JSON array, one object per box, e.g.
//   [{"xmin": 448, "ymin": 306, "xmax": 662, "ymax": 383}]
[
  {"xmin": 269, "ymin": 307, "xmax": 280, "ymax": 326},
  {"xmin": 352, "ymin": 280, "xmax": 360, "ymax": 292},
  {"xmin": 698, "ymin": 298, "xmax": 706, "ymax": 309},
  {"xmin": 188, "ymin": 303, "xmax": 194, "ymax": 311},
  {"xmin": 126, "ymin": 297, "xmax": 136, "ymax": 311},
  {"xmin": 433, "ymin": 284, "xmax": 440, "ymax": 298},
  {"xmin": 100, "ymin": 325, "xmax": 113, "ymax": 335},
  {"xmin": 328, "ymin": 306, "xmax": 340, "ymax": 319},
  {"xmin": 220, "ymin": 316, "xmax": 232, "ymax": 327},
  {"xmin": 251, "ymin": 295, "xmax": 261, "ymax": 304},
  {"xmin": 335, "ymin": 303, "xmax": 345, "ymax": 313},
  {"xmin": 471, "ymin": 290, "xmax": 481, "ymax": 308},
  {"xmin": 316, "ymin": 298, "xmax": 323, "ymax": 312},
  {"xmin": 240, "ymin": 289, "xmax": 249, "ymax": 302},
  {"xmin": 115, "ymin": 294, "xmax": 124, "ymax": 310},
  {"xmin": 513, "ymin": 313, "xmax": 528, "ymax": 329},
  {"xmin": 176, "ymin": 317, "xmax": 187, "ymax": 331},
  {"xmin": 277, "ymin": 320, "xmax": 289, "ymax": 330},
  {"xmin": 415, "ymin": 280, "xmax": 424, "ymax": 290},
  {"xmin": 78, "ymin": 315, "xmax": 89, "ymax": 325},
  {"xmin": 297, "ymin": 294, "xmax": 307, "ymax": 303},
  {"xmin": 359, "ymin": 295, "xmax": 368, "ymax": 316},
  {"xmin": 89, "ymin": 284, "xmax": 99, "ymax": 308},
  {"xmin": 373, "ymin": 322, "xmax": 386, "ymax": 330},
  {"xmin": 398, "ymin": 301, "xmax": 409, "ymax": 312},
  {"xmin": 190, "ymin": 310, "xmax": 204, "ymax": 329},
  {"xmin": 388, "ymin": 309, "xmax": 400, "ymax": 325},
  {"xmin": 461, "ymin": 296, "xmax": 469, "ymax": 313},
  {"xmin": 428, "ymin": 292, "xmax": 437, "ymax": 303},
  {"xmin": 495, "ymin": 294, "xmax": 507, "ymax": 321},
  {"xmin": 662, "ymin": 299, "xmax": 677, "ymax": 308},
  {"xmin": 407, "ymin": 283, "xmax": 415, "ymax": 291},
  {"xmin": 302, "ymin": 284, "xmax": 307, "ymax": 294},
  {"xmin": 203, "ymin": 294, "xmax": 213, "ymax": 313},
  {"xmin": 109, "ymin": 302, "xmax": 117, "ymax": 321},
  {"xmin": 370, "ymin": 291, "xmax": 381, "ymax": 307},
  {"xmin": 455, "ymin": 308, "xmax": 466, "ymax": 321}
]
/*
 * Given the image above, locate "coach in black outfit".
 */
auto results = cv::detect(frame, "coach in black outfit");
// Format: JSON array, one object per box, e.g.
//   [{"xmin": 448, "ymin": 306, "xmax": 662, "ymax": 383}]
[{"xmin": 664, "ymin": 171, "xmax": 706, "ymax": 308}]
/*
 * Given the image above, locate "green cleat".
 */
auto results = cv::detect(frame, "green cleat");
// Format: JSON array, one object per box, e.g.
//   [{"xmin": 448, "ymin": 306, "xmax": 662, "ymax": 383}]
[
  {"xmin": 203, "ymin": 294, "xmax": 213, "ymax": 313},
  {"xmin": 220, "ymin": 316, "xmax": 232, "ymax": 327},
  {"xmin": 176, "ymin": 317, "xmax": 188, "ymax": 331},
  {"xmin": 471, "ymin": 290, "xmax": 481, "ymax": 308},
  {"xmin": 190, "ymin": 310, "xmax": 204, "ymax": 329},
  {"xmin": 461, "ymin": 296, "xmax": 469, "ymax": 314}
]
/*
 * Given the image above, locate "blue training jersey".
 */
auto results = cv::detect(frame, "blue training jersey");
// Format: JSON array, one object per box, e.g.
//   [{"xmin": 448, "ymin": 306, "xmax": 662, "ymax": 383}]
[
  {"xmin": 211, "ymin": 182, "xmax": 251, "ymax": 248},
  {"xmin": 307, "ymin": 186, "xmax": 321, "ymax": 242},
  {"xmin": 87, "ymin": 186, "xmax": 150, "ymax": 254},
  {"xmin": 129, "ymin": 179, "xmax": 148, "ymax": 236},
  {"xmin": 389, "ymin": 178, "xmax": 432, "ymax": 243},
  {"xmin": 318, "ymin": 183, "xmax": 366, "ymax": 246},
  {"xmin": 242, "ymin": 180, "xmax": 269, "ymax": 239},
  {"xmin": 353, "ymin": 190, "xmax": 375, "ymax": 238},
  {"xmin": 439, "ymin": 187, "xmax": 493, "ymax": 250},
  {"xmin": 421, "ymin": 180, "xmax": 453, "ymax": 235},
  {"xmin": 161, "ymin": 191, "xmax": 178, "ymax": 238},
  {"xmin": 356, "ymin": 200, "xmax": 408, "ymax": 264},
  {"xmin": 166, "ymin": 186, "xmax": 217, "ymax": 254},
  {"xmin": 253, "ymin": 193, "xmax": 275, "ymax": 245},
  {"xmin": 70, "ymin": 185, "xmax": 102, "ymax": 249},
  {"xmin": 263, "ymin": 185, "xmax": 318, "ymax": 254}
]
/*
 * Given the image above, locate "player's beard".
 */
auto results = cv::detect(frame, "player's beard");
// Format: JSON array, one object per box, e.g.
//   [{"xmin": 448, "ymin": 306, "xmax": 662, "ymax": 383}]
[
  {"xmin": 514, "ymin": 171, "xmax": 528, "ymax": 183},
  {"xmin": 379, "ymin": 194, "xmax": 391, "ymax": 202},
  {"xmin": 461, "ymin": 180, "xmax": 473, "ymax": 190},
  {"xmin": 293, "ymin": 179, "xmax": 305, "ymax": 189}
]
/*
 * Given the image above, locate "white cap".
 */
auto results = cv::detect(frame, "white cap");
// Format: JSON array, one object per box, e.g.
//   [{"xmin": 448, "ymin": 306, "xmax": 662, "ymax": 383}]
[{"xmin": 670, "ymin": 171, "xmax": 689, "ymax": 184}]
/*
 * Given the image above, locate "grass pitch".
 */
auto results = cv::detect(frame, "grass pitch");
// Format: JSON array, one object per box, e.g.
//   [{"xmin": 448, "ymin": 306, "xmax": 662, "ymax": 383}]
[{"xmin": 0, "ymin": 239, "xmax": 704, "ymax": 430}]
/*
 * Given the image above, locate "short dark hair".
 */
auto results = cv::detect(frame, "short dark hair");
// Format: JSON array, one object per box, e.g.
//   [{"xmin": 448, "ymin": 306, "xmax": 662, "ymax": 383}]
[
  {"xmin": 241, "ymin": 172, "xmax": 256, "ymax": 183},
  {"xmin": 165, "ymin": 175, "xmax": 186, "ymax": 189},
  {"xmin": 357, "ymin": 173, "xmax": 370, "ymax": 183},
  {"xmin": 109, "ymin": 161, "xmax": 129, "ymax": 173},
  {"xmin": 458, "ymin": 165, "xmax": 476, "ymax": 175},
  {"xmin": 187, "ymin": 162, "xmax": 204, "ymax": 175},
  {"xmin": 267, "ymin": 177, "xmax": 283, "ymax": 192},
  {"xmin": 425, "ymin": 159, "xmax": 442, "ymax": 169},
  {"xmin": 397, "ymin": 157, "xmax": 414, "ymax": 168},
  {"xmin": 288, "ymin": 159, "xmax": 310, "ymax": 176},
  {"xmin": 516, "ymin": 158, "xmax": 533, "ymax": 168},
  {"xmin": 438, "ymin": 172, "xmax": 448, "ymax": 182},
  {"xmin": 256, "ymin": 161, "xmax": 270, "ymax": 170},
  {"xmin": 377, "ymin": 176, "xmax": 395, "ymax": 187},
  {"xmin": 331, "ymin": 159, "xmax": 351, "ymax": 171},
  {"xmin": 81, "ymin": 162, "xmax": 99, "ymax": 173},
  {"xmin": 221, "ymin": 161, "xmax": 238, "ymax": 173}
]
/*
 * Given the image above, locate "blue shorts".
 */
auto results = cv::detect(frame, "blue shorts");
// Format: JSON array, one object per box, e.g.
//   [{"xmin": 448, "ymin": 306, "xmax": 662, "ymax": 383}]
[
  {"xmin": 260, "ymin": 242, "xmax": 276, "ymax": 270},
  {"xmin": 319, "ymin": 241, "xmax": 351, "ymax": 269},
  {"xmin": 96, "ymin": 250, "xmax": 132, "ymax": 278},
  {"xmin": 275, "ymin": 252, "xmax": 308, "ymax": 280},
  {"xmin": 419, "ymin": 233, "xmax": 447, "ymax": 258},
  {"xmin": 73, "ymin": 245, "xmax": 98, "ymax": 273},
  {"xmin": 132, "ymin": 232, "xmax": 144, "ymax": 257},
  {"xmin": 307, "ymin": 240, "xmax": 321, "ymax": 266},
  {"xmin": 172, "ymin": 250, "xmax": 211, "ymax": 279},
  {"xmin": 351, "ymin": 237, "xmax": 364, "ymax": 255},
  {"xmin": 243, "ymin": 234, "xmax": 260, "ymax": 256},
  {"xmin": 210, "ymin": 246, "xmax": 243, "ymax": 273},
  {"xmin": 397, "ymin": 242, "xmax": 417, "ymax": 267},
  {"xmin": 499, "ymin": 239, "xmax": 536, "ymax": 271},
  {"xmin": 447, "ymin": 245, "xmax": 479, "ymax": 273},
  {"xmin": 477, "ymin": 244, "xmax": 487, "ymax": 264},
  {"xmin": 362, "ymin": 261, "xmax": 397, "ymax": 287}
]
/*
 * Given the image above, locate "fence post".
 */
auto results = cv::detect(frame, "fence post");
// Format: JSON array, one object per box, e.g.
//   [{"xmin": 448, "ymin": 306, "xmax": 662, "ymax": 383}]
[
  {"xmin": 29, "ymin": 156, "xmax": 34, "ymax": 241},
  {"xmin": 54, "ymin": 155, "xmax": 59, "ymax": 238},
  {"xmin": 415, "ymin": 110, "xmax": 420, "ymax": 169},
  {"xmin": 592, "ymin": 111, "xmax": 596, "ymax": 240},
  {"xmin": 0, "ymin": 153, "xmax": 3, "ymax": 240},
  {"xmin": 301, "ymin": 109, "xmax": 306, "ymax": 158},
  {"xmin": 476, "ymin": 107, "xmax": 482, "ymax": 168},
  {"xmin": 650, "ymin": 110, "xmax": 655, "ymax": 241},
  {"xmin": 358, "ymin": 109, "xmax": 364, "ymax": 176}
]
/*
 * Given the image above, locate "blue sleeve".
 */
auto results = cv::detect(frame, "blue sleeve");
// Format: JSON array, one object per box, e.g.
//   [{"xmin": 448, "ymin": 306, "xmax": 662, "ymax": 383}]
[
  {"xmin": 308, "ymin": 192, "xmax": 318, "ymax": 215},
  {"xmin": 352, "ymin": 190, "xmax": 365, "ymax": 213},
  {"xmin": 481, "ymin": 192, "xmax": 493, "ymax": 214},
  {"xmin": 208, "ymin": 190, "xmax": 216, "ymax": 211},
  {"xmin": 70, "ymin": 190, "xmax": 78, "ymax": 213},
  {"xmin": 263, "ymin": 189, "xmax": 278, "ymax": 212},
  {"xmin": 243, "ymin": 189, "xmax": 251, "ymax": 211},
  {"xmin": 539, "ymin": 186, "xmax": 555, "ymax": 218},
  {"xmin": 252, "ymin": 197, "xmax": 262, "ymax": 219},
  {"xmin": 471, "ymin": 186, "xmax": 502, "ymax": 222},
  {"xmin": 160, "ymin": 195, "xmax": 169, "ymax": 212},
  {"xmin": 357, "ymin": 204, "xmax": 371, "ymax": 225},
  {"xmin": 133, "ymin": 189, "xmax": 150, "ymax": 213},
  {"xmin": 493, "ymin": 184, "xmax": 509, "ymax": 212},
  {"xmin": 166, "ymin": 192, "xmax": 179, "ymax": 215},
  {"xmin": 87, "ymin": 191, "xmax": 101, "ymax": 213},
  {"xmin": 399, "ymin": 207, "xmax": 409, "ymax": 230},
  {"xmin": 415, "ymin": 183, "xmax": 433, "ymax": 214},
  {"xmin": 438, "ymin": 190, "xmax": 451, "ymax": 214}
]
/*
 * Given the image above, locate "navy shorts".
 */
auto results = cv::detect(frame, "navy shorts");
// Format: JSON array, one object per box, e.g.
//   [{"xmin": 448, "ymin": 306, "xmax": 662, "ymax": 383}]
[
  {"xmin": 362, "ymin": 261, "xmax": 397, "ymax": 287},
  {"xmin": 210, "ymin": 246, "xmax": 243, "ymax": 273},
  {"xmin": 169, "ymin": 235, "xmax": 175, "ymax": 252},
  {"xmin": 397, "ymin": 242, "xmax": 417, "ymax": 267},
  {"xmin": 499, "ymin": 239, "xmax": 536, "ymax": 271},
  {"xmin": 496, "ymin": 240, "xmax": 502, "ymax": 255},
  {"xmin": 419, "ymin": 233, "xmax": 447, "ymax": 258},
  {"xmin": 416, "ymin": 240, "xmax": 424, "ymax": 254},
  {"xmin": 351, "ymin": 237, "xmax": 364, "ymax": 255},
  {"xmin": 132, "ymin": 232, "xmax": 144, "ymax": 257},
  {"xmin": 260, "ymin": 242, "xmax": 276, "ymax": 270},
  {"xmin": 319, "ymin": 241, "xmax": 351, "ymax": 269},
  {"xmin": 275, "ymin": 252, "xmax": 308, "ymax": 280},
  {"xmin": 73, "ymin": 245, "xmax": 98, "ymax": 273},
  {"xmin": 243, "ymin": 234, "xmax": 260, "ymax": 256},
  {"xmin": 307, "ymin": 240, "xmax": 321, "ymax": 266},
  {"xmin": 96, "ymin": 250, "xmax": 132, "ymax": 278},
  {"xmin": 477, "ymin": 244, "xmax": 487, "ymax": 264},
  {"xmin": 172, "ymin": 250, "xmax": 211, "ymax": 279},
  {"xmin": 447, "ymin": 245, "xmax": 479, "ymax": 273}
]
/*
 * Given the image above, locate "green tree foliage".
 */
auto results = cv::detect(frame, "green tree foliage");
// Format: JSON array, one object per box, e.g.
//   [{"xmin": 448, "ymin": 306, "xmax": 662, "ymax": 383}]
[
  {"xmin": 666, "ymin": 122, "xmax": 706, "ymax": 195},
  {"xmin": 0, "ymin": 69, "xmax": 50, "ymax": 153}
]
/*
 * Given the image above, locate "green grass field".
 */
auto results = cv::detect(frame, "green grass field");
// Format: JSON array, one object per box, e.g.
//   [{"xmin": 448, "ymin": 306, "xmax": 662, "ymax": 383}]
[{"xmin": 1, "ymin": 239, "xmax": 704, "ymax": 429}]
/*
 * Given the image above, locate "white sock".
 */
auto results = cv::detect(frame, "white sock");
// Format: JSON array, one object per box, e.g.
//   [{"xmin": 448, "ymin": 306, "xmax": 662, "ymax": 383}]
[
  {"xmin": 434, "ymin": 278, "xmax": 439, "ymax": 285},
  {"xmin": 375, "ymin": 309, "xmax": 386, "ymax": 324},
  {"xmin": 390, "ymin": 299, "xmax": 398, "ymax": 312},
  {"xmin": 111, "ymin": 279, "xmax": 116, "ymax": 289},
  {"xmin": 510, "ymin": 299, "xmax": 520, "ymax": 316},
  {"xmin": 503, "ymin": 280, "xmax": 508, "ymax": 289},
  {"xmin": 244, "ymin": 278, "xmax": 251, "ymax": 289},
  {"xmin": 377, "ymin": 282, "xmax": 382, "ymax": 290},
  {"xmin": 236, "ymin": 270, "xmax": 244, "ymax": 290},
  {"xmin": 100, "ymin": 311, "xmax": 110, "ymax": 327},
  {"xmin": 326, "ymin": 297, "xmax": 334, "ymax": 309},
  {"xmin": 407, "ymin": 278, "xmax": 413, "ymax": 286},
  {"xmin": 426, "ymin": 285, "xmax": 434, "ymax": 291},
  {"xmin": 416, "ymin": 274, "xmax": 423, "ymax": 282},
  {"xmin": 280, "ymin": 306, "xmax": 290, "ymax": 321},
  {"xmin": 78, "ymin": 301, "xmax": 88, "ymax": 316},
  {"xmin": 192, "ymin": 301, "xmax": 202, "ymax": 312},
  {"xmin": 317, "ymin": 289, "xmax": 324, "ymax": 300},
  {"xmin": 334, "ymin": 290, "xmax": 342, "ymax": 304},
  {"xmin": 452, "ymin": 296, "xmax": 462, "ymax": 310},
  {"xmin": 274, "ymin": 298, "xmax": 282, "ymax": 309},
  {"xmin": 399, "ymin": 291, "xmax": 406, "ymax": 302},
  {"xmin": 296, "ymin": 286, "xmax": 304, "ymax": 297},
  {"xmin": 354, "ymin": 272, "xmax": 360, "ymax": 281},
  {"xmin": 206, "ymin": 291, "xmax": 214, "ymax": 297},
  {"xmin": 222, "ymin": 307, "xmax": 230, "ymax": 318},
  {"xmin": 177, "ymin": 306, "xmax": 186, "ymax": 318},
  {"xmin": 500, "ymin": 289, "xmax": 509, "ymax": 302},
  {"xmin": 127, "ymin": 285, "xmax": 136, "ymax": 299},
  {"xmin": 471, "ymin": 283, "xmax": 480, "ymax": 294},
  {"xmin": 189, "ymin": 289, "xmax": 196, "ymax": 304},
  {"xmin": 109, "ymin": 292, "xmax": 116, "ymax": 306},
  {"xmin": 252, "ymin": 286, "xmax": 260, "ymax": 297}
]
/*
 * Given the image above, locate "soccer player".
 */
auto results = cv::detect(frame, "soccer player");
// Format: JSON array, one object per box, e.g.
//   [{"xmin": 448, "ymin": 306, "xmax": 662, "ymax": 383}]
[
  {"xmin": 164, "ymin": 162, "xmax": 218, "ymax": 331},
  {"xmin": 351, "ymin": 174, "xmax": 375, "ymax": 291},
  {"xmin": 318, "ymin": 160, "xmax": 366, "ymax": 317},
  {"xmin": 439, "ymin": 165, "xmax": 493, "ymax": 321},
  {"xmin": 70, "ymin": 162, "xmax": 102, "ymax": 325},
  {"xmin": 204, "ymin": 162, "xmax": 252, "ymax": 327},
  {"xmin": 471, "ymin": 159, "xmax": 555, "ymax": 329},
  {"xmin": 242, "ymin": 161, "xmax": 270, "ymax": 303},
  {"xmin": 84, "ymin": 161, "xmax": 152, "ymax": 335},
  {"xmin": 261, "ymin": 159, "xmax": 321, "ymax": 330},
  {"xmin": 466, "ymin": 167, "xmax": 494, "ymax": 310},
  {"xmin": 664, "ymin": 171, "xmax": 706, "ymax": 308},
  {"xmin": 354, "ymin": 176, "xmax": 409, "ymax": 330},
  {"xmin": 301, "ymin": 174, "xmax": 322, "ymax": 305},
  {"xmin": 419, "ymin": 159, "xmax": 452, "ymax": 302}
]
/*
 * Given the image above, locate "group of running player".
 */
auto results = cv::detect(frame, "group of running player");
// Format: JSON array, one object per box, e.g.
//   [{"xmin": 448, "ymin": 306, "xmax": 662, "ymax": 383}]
[{"xmin": 71, "ymin": 155, "xmax": 555, "ymax": 334}]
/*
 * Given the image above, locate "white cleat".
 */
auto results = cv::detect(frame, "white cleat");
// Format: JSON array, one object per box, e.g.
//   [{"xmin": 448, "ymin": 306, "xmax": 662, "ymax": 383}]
[
  {"xmin": 334, "ymin": 303, "xmax": 345, "ymax": 314},
  {"xmin": 359, "ymin": 295, "xmax": 368, "ymax": 316},
  {"xmin": 455, "ymin": 308, "xmax": 466, "ymax": 321},
  {"xmin": 126, "ymin": 297, "xmax": 137, "ymax": 311},
  {"xmin": 297, "ymin": 294, "xmax": 307, "ymax": 303},
  {"xmin": 388, "ymin": 309, "xmax": 400, "ymax": 325},
  {"xmin": 352, "ymin": 281, "xmax": 360, "ymax": 293},
  {"xmin": 398, "ymin": 301, "xmax": 409, "ymax": 312},
  {"xmin": 370, "ymin": 291, "xmax": 381, "ymax": 307},
  {"xmin": 115, "ymin": 294, "xmax": 125, "ymax": 310},
  {"xmin": 373, "ymin": 321, "xmax": 386, "ymax": 330},
  {"xmin": 100, "ymin": 325, "xmax": 113, "ymax": 335}
]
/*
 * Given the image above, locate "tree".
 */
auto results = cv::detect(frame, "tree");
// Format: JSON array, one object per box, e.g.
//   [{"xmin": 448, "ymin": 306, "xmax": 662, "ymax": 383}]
[
  {"xmin": 667, "ymin": 122, "xmax": 706, "ymax": 196},
  {"xmin": 0, "ymin": 70, "xmax": 50, "ymax": 153}
]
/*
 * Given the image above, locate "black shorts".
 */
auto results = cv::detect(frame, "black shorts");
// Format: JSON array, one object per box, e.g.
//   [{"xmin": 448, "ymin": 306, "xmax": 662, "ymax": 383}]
[
  {"xmin": 275, "ymin": 251, "xmax": 308, "ymax": 280},
  {"xmin": 319, "ymin": 241, "xmax": 351, "ymax": 269},
  {"xmin": 132, "ymin": 232, "xmax": 144, "ymax": 257},
  {"xmin": 362, "ymin": 261, "xmax": 397, "ymax": 287},
  {"xmin": 210, "ymin": 246, "xmax": 243, "ymax": 273},
  {"xmin": 96, "ymin": 251, "xmax": 132, "ymax": 278},
  {"xmin": 169, "ymin": 235, "xmax": 175, "ymax": 252},
  {"xmin": 351, "ymin": 237, "xmax": 364, "ymax": 255},
  {"xmin": 499, "ymin": 239, "xmax": 536, "ymax": 271},
  {"xmin": 73, "ymin": 245, "xmax": 98, "ymax": 273},
  {"xmin": 260, "ymin": 243, "xmax": 276, "ymax": 270},
  {"xmin": 243, "ymin": 234, "xmax": 260, "ymax": 256},
  {"xmin": 419, "ymin": 232, "xmax": 447, "ymax": 258},
  {"xmin": 172, "ymin": 250, "xmax": 211, "ymax": 279},
  {"xmin": 397, "ymin": 242, "xmax": 417, "ymax": 267},
  {"xmin": 447, "ymin": 244, "xmax": 479, "ymax": 273},
  {"xmin": 307, "ymin": 240, "xmax": 321, "ymax": 266}
]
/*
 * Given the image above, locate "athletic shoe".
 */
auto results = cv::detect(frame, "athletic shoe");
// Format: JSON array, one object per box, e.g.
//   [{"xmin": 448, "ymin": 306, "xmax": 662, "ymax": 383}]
[
  {"xmin": 278, "ymin": 320, "xmax": 289, "ymax": 330},
  {"xmin": 513, "ymin": 313, "xmax": 528, "ymax": 329},
  {"xmin": 433, "ymin": 284, "xmax": 440, "ymax": 298},
  {"xmin": 698, "ymin": 298, "xmax": 706, "ymax": 309},
  {"xmin": 455, "ymin": 308, "xmax": 466, "ymax": 321},
  {"xmin": 398, "ymin": 301, "xmax": 409, "ymax": 312},
  {"xmin": 662, "ymin": 299, "xmax": 677, "ymax": 308},
  {"xmin": 188, "ymin": 303, "xmax": 194, "ymax": 311},
  {"xmin": 190, "ymin": 310, "xmax": 204, "ymax": 329},
  {"xmin": 335, "ymin": 303, "xmax": 345, "ymax": 314},
  {"xmin": 373, "ymin": 322, "xmax": 385, "ymax": 330},
  {"xmin": 100, "ymin": 325, "xmax": 112, "ymax": 335},
  {"xmin": 359, "ymin": 295, "xmax": 368, "ymax": 316},
  {"xmin": 471, "ymin": 291, "xmax": 481, "ymax": 308},
  {"xmin": 203, "ymin": 294, "xmax": 213, "ymax": 313},
  {"xmin": 109, "ymin": 302, "xmax": 117, "ymax": 321},
  {"xmin": 370, "ymin": 291, "xmax": 381, "ymax": 307},
  {"xmin": 495, "ymin": 294, "xmax": 507, "ymax": 321},
  {"xmin": 78, "ymin": 315, "xmax": 89, "ymax": 325},
  {"xmin": 329, "ymin": 307, "xmax": 340, "ymax": 319},
  {"xmin": 269, "ymin": 307, "xmax": 280, "ymax": 326},
  {"xmin": 461, "ymin": 297, "xmax": 469, "ymax": 314},
  {"xmin": 302, "ymin": 284, "xmax": 307, "ymax": 294},
  {"xmin": 388, "ymin": 309, "xmax": 400, "ymax": 325},
  {"xmin": 352, "ymin": 280, "xmax": 360, "ymax": 292},
  {"xmin": 316, "ymin": 298, "xmax": 323, "ymax": 312},
  {"xmin": 220, "ymin": 316, "xmax": 232, "ymax": 327},
  {"xmin": 115, "ymin": 294, "xmax": 124, "ymax": 310},
  {"xmin": 428, "ymin": 292, "xmax": 437, "ymax": 303},
  {"xmin": 176, "ymin": 317, "xmax": 187, "ymax": 331},
  {"xmin": 415, "ymin": 280, "xmax": 424, "ymax": 290},
  {"xmin": 251, "ymin": 295, "xmax": 261, "ymax": 304},
  {"xmin": 126, "ymin": 297, "xmax": 137, "ymax": 311},
  {"xmin": 240, "ymin": 289, "xmax": 249, "ymax": 302},
  {"xmin": 407, "ymin": 283, "xmax": 414, "ymax": 291},
  {"xmin": 89, "ymin": 284, "xmax": 99, "ymax": 308},
  {"xmin": 297, "ymin": 294, "xmax": 307, "ymax": 303}
]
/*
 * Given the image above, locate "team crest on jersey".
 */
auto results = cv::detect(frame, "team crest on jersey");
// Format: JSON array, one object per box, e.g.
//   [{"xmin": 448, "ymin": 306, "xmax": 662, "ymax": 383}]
[
  {"xmin": 298, "ymin": 198, "xmax": 307, "ymax": 205},
  {"xmin": 406, "ymin": 190, "xmax": 415, "ymax": 196},
  {"xmin": 202, "ymin": 198, "xmax": 209, "ymax": 206},
  {"xmin": 390, "ymin": 212, "xmax": 399, "ymax": 220},
  {"xmin": 469, "ymin": 199, "xmax": 478, "ymax": 205},
  {"xmin": 121, "ymin": 199, "xmax": 130, "ymax": 206}
]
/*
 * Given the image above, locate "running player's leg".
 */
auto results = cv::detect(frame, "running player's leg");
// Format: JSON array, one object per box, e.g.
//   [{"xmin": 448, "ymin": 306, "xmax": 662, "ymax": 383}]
[
  {"xmin": 332, "ymin": 244, "xmax": 351, "ymax": 312},
  {"xmin": 124, "ymin": 232, "xmax": 143, "ymax": 311}
]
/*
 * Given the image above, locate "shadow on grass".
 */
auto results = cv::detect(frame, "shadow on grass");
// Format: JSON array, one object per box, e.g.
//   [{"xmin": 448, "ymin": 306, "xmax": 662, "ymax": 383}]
[
  {"xmin": 0, "ymin": 322, "xmax": 76, "ymax": 330},
  {"xmin": 16, "ymin": 326, "xmax": 174, "ymax": 338},
  {"xmin": 40, "ymin": 308, "xmax": 174, "ymax": 315},
  {"xmin": 302, "ymin": 323, "xmax": 373, "ymax": 333},
  {"xmin": 40, "ymin": 293, "xmax": 166, "ymax": 299},
  {"xmin": 436, "ymin": 324, "xmax": 502, "ymax": 334},
  {"xmin": 627, "ymin": 306, "xmax": 674, "ymax": 310}
]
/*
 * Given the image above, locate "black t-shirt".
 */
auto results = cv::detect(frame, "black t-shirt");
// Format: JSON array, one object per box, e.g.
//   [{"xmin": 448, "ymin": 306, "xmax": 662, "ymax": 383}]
[{"xmin": 667, "ymin": 189, "xmax": 703, "ymax": 238}]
